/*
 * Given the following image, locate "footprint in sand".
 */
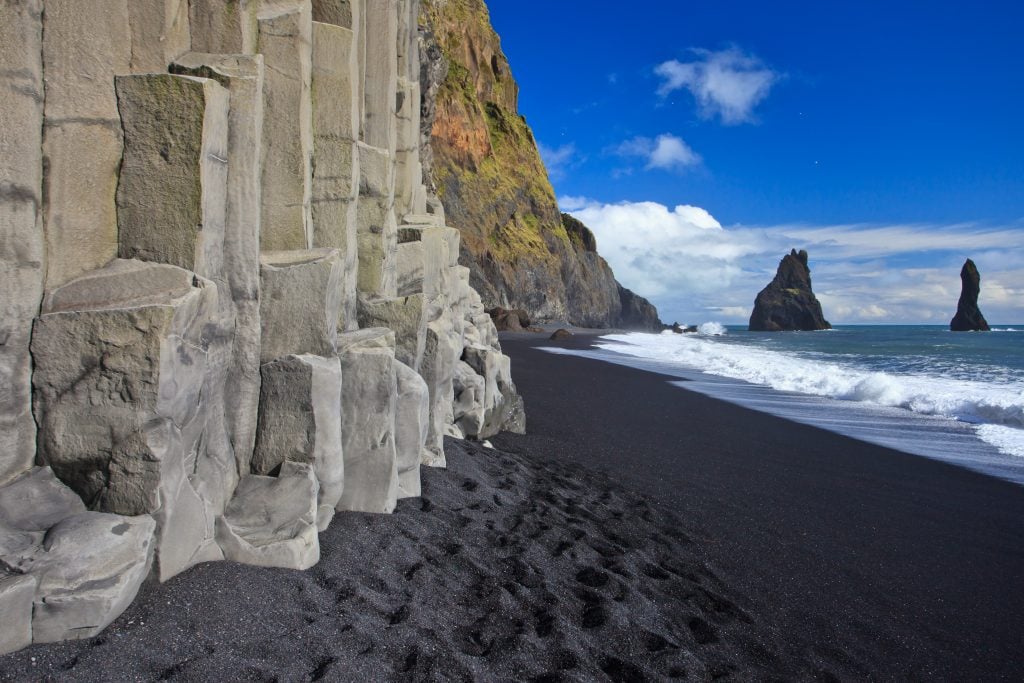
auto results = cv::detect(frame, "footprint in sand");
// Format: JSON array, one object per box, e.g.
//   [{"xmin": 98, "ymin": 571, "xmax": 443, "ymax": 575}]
[
  {"xmin": 575, "ymin": 566, "xmax": 610, "ymax": 588},
  {"xmin": 687, "ymin": 616, "xmax": 719, "ymax": 645},
  {"xmin": 600, "ymin": 656, "xmax": 647, "ymax": 682}
]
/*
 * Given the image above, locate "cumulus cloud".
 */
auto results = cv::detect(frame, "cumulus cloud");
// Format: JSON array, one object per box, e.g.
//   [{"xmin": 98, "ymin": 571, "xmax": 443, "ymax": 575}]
[
  {"xmin": 537, "ymin": 142, "xmax": 578, "ymax": 180},
  {"xmin": 655, "ymin": 47, "xmax": 780, "ymax": 124},
  {"xmin": 614, "ymin": 134, "xmax": 702, "ymax": 172},
  {"xmin": 562, "ymin": 197, "xmax": 1024, "ymax": 325}
]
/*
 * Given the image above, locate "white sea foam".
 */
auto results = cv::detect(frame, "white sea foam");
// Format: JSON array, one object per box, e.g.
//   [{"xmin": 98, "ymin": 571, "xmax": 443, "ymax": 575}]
[
  {"xmin": 697, "ymin": 322, "xmax": 727, "ymax": 336},
  {"xmin": 976, "ymin": 425, "xmax": 1024, "ymax": 458},
  {"xmin": 595, "ymin": 332, "xmax": 1024, "ymax": 433}
]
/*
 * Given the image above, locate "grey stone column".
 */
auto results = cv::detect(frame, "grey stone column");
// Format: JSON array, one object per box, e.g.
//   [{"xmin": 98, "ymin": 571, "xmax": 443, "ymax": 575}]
[{"xmin": 0, "ymin": 0, "xmax": 44, "ymax": 484}]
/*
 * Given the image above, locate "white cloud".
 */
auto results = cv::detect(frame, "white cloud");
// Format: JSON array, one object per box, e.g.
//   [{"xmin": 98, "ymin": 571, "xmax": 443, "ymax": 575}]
[
  {"xmin": 655, "ymin": 47, "xmax": 780, "ymax": 124},
  {"xmin": 537, "ymin": 142, "xmax": 578, "ymax": 180},
  {"xmin": 567, "ymin": 199, "xmax": 1024, "ymax": 326},
  {"xmin": 614, "ymin": 134, "xmax": 702, "ymax": 172},
  {"xmin": 557, "ymin": 195, "xmax": 598, "ymax": 212}
]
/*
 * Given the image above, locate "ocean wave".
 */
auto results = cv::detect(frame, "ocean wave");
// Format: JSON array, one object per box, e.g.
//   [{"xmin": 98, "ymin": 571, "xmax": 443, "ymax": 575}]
[
  {"xmin": 698, "ymin": 322, "xmax": 727, "ymax": 336},
  {"xmin": 596, "ymin": 333, "xmax": 1024, "ymax": 430},
  {"xmin": 976, "ymin": 425, "xmax": 1024, "ymax": 458}
]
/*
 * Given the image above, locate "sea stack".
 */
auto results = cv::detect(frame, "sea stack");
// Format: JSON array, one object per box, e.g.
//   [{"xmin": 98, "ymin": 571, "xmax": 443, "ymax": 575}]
[
  {"xmin": 950, "ymin": 259, "xmax": 991, "ymax": 331},
  {"xmin": 749, "ymin": 249, "xmax": 831, "ymax": 332}
]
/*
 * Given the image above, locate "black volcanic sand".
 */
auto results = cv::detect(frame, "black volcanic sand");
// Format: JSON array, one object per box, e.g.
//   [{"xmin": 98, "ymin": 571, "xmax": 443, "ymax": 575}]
[
  {"xmin": 2, "ymin": 438, "xmax": 805, "ymax": 682},
  {"xmin": 4, "ymin": 333, "xmax": 1023, "ymax": 682},
  {"xmin": 497, "ymin": 332, "xmax": 1024, "ymax": 681}
]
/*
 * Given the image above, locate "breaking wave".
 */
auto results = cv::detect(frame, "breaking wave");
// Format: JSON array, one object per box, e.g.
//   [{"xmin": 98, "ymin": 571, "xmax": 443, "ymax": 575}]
[{"xmin": 596, "ymin": 331, "xmax": 1024, "ymax": 457}]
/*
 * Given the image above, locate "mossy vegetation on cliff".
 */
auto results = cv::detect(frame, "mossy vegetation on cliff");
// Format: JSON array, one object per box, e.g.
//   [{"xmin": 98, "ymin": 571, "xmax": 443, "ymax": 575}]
[{"xmin": 421, "ymin": 0, "xmax": 660, "ymax": 328}]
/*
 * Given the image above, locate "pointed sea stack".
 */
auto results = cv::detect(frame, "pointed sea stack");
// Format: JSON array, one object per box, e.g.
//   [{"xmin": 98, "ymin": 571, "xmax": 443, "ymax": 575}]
[
  {"xmin": 950, "ymin": 259, "xmax": 991, "ymax": 331},
  {"xmin": 749, "ymin": 249, "xmax": 832, "ymax": 331}
]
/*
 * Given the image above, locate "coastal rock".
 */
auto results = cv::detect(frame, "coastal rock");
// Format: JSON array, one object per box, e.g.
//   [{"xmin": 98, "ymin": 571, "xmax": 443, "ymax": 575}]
[
  {"xmin": 619, "ymin": 284, "xmax": 663, "ymax": 331},
  {"xmin": 0, "ymin": 0, "xmax": 44, "ymax": 485},
  {"xmin": 257, "ymin": 5, "xmax": 313, "ymax": 252},
  {"xmin": 0, "ymin": 467, "xmax": 85, "ymax": 534},
  {"xmin": 169, "ymin": 52, "xmax": 267, "ymax": 478},
  {"xmin": 1, "ymin": 0, "xmax": 530, "ymax": 654},
  {"xmin": 259, "ymin": 249, "xmax": 344, "ymax": 363},
  {"xmin": 115, "ymin": 74, "xmax": 228, "ymax": 276},
  {"xmin": 0, "ymin": 573, "xmax": 34, "ymax": 655},
  {"xmin": 336, "ymin": 328, "xmax": 400, "ymax": 514},
  {"xmin": 487, "ymin": 307, "xmax": 530, "ymax": 331},
  {"xmin": 394, "ymin": 360, "xmax": 429, "ymax": 498},
  {"xmin": 950, "ymin": 259, "xmax": 991, "ymax": 332},
  {"xmin": 549, "ymin": 328, "xmax": 573, "ymax": 341},
  {"xmin": 216, "ymin": 462, "xmax": 320, "ymax": 570},
  {"xmin": 749, "ymin": 249, "xmax": 832, "ymax": 332},
  {"xmin": 420, "ymin": 2, "xmax": 661, "ymax": 329},
  {"xmin": 357, "ymin": 294, "xmax": 427, "ymax": 371},
  {"xmin": 252, "ymin": 355, "xmax": 344, "ymax": 531},
  {"xmin": 31, "ymin": 260, "xmax": 228, "ymax": 581},
  {"xmin": 15, "ymin": 512, "xmax": 155, "ymax": 644},
  {"xmin": 453, "ymin": 361, "xmax": 486, "ymax": 438}
]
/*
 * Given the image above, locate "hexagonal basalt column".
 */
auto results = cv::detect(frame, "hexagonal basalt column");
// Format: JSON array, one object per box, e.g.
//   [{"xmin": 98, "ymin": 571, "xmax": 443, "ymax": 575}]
[
  {"xmin": 259, "ymin": 249, "xmax": 344, "ymax": 363},
  {"xmin": 115, "ymin": 73, "xmax": 229, "ymax": 283},
  {"xmin": 311, "ymin": 20, "xmax": 360, "ymax": 330},
  {"xmin": 31, "ymin": 260, "xmax": 226, "ymax": 581},
  {"xmin": 216, "ymin": 462, "xmax": 320, "ymax": 570},
  {"xmin": 253, "ymin": 354, "xmax": 344, "ymax": 530},
  {"xmin": 0, "ymin": 0, "xmax": 45, "ymax": 484},
  {"xmin": 170, "ymin": 53, "xmax": 267, "ymax": 469},
  {"xmin": 394, "ymin": 360, "xmax": 427, "ymax": 499},
  {"xmin": 257, "ymin": 5, "xmax": 314, "ymax": 252},
  {"xmin": 336, "ymin": 328, "xmax": 399, "ymax": 513}
]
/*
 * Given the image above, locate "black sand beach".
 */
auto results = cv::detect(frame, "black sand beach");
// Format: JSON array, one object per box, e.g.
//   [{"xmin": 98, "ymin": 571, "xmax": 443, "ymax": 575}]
[
  {"xmin": 2, "ymin": 332, "xmax": 1023, "ymax": 681},
  {"xmin": 495, "ymin": 332, "xmax": 1024, "ymax": 680}
]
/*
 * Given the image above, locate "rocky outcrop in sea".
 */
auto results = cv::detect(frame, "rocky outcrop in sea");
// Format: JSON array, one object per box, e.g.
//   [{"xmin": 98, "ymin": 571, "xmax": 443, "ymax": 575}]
[
  {"xmin": 420, "ymin": 0, "xmax": 661, "ymax": 330},
  {"xmin": 950, "ymin": 258, "xmax": 991, "ymax": 332},
  {"xmin": 0, "ymin": 0, "xmax": 523, "ymax": 654},
  {"xmin": 749, "ymin": 249, "xmax": 832, "ymax": 332}
]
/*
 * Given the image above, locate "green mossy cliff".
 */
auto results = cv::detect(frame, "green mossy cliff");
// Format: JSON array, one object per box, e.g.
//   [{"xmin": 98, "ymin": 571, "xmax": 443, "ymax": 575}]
[{"xmin": 419, "ymin": 0, "xmax": 661, "ymax": 330}]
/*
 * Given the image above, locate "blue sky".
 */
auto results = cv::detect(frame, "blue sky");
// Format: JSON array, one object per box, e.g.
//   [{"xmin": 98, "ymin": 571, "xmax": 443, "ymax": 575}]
[{"xmin": 486, "ymin": 1, "xmax": 1024, "ymax": 325}]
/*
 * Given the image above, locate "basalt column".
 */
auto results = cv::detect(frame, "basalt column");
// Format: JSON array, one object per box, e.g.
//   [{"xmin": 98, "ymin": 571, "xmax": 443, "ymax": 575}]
[{"xmin": 0, "ymin": 0, "xmax": 44, "ymax": 484}]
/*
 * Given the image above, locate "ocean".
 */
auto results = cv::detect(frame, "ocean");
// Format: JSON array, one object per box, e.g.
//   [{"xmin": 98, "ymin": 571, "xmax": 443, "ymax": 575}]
[{"xmin": 544, "ymin": 325, "xmax": 1024, "ymax": 485}]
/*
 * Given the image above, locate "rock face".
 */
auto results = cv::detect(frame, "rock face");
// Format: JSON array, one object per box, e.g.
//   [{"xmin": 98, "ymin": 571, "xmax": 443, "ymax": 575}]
[
  {"xmin": 0, "ymin": 0, "xmax": 526, "ymax": 653},
  {"xmin": 419, "ymin": 1, "xmax": 661, "ymax": 330},
  {"xmin": 950, "ymin": 259, "xmax": 991, "ymax": 332},
  {"xmin": 619, "ymin": 285, "xmax": 663, "ymax": 332},
  {"xmin": 749, "ymin": 250, "xmax": 832, "ymax": 332}
]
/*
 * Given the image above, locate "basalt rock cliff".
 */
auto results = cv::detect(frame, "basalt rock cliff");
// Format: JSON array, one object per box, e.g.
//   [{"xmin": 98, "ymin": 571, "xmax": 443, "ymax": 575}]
[
  {"xmin": 749, "ymin": 250, "xmax": 832, "ymax": 332},
  {"xmin": 0, "ymin": 0, "xmax": 524, "ymax": 654},
  {"xmin": 950, "ymin": 258, "xmax": 991, "ymax": 332},
  {"xmin": 419, "ymin": 0, "xmax": 661, "ymax": 330}
]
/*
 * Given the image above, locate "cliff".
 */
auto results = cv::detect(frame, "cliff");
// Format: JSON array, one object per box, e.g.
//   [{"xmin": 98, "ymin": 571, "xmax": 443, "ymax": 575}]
[
  {"xmin": 419, "ymin": 0, "xmax": 661, "ymax": 330},
  {"xmin": 0, "ymin": 0, "xmax": 523, "ymax": 654},
  {"xmin": 950, "ymin": 258, "xmax": 991, "ymax": 331},
  {"xmin": 749, "ymin": 250, "xmax": 832, "ymax": 331}
]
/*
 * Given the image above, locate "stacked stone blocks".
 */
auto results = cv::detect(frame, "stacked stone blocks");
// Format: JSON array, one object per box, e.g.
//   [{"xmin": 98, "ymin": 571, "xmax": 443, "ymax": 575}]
[{"xmin": 0, "ymin": 0, "xmax": 524, "ymax": 654}]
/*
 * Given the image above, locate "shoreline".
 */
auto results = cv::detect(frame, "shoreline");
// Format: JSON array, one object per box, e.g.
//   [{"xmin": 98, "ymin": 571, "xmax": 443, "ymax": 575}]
[
  {"xmin": 528, "ymin": 327, "xmax": 1024, "ymax": 485},
  {"xmin": 497, "ymin": 331, "xmax": 1024, "ymax": 679}
]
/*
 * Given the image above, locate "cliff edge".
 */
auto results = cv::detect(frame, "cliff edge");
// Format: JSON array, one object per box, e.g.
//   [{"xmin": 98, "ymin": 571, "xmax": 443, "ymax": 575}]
[{"xmin": 419, "ymin": 0, "xmax": 661, "ymax": 330}]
